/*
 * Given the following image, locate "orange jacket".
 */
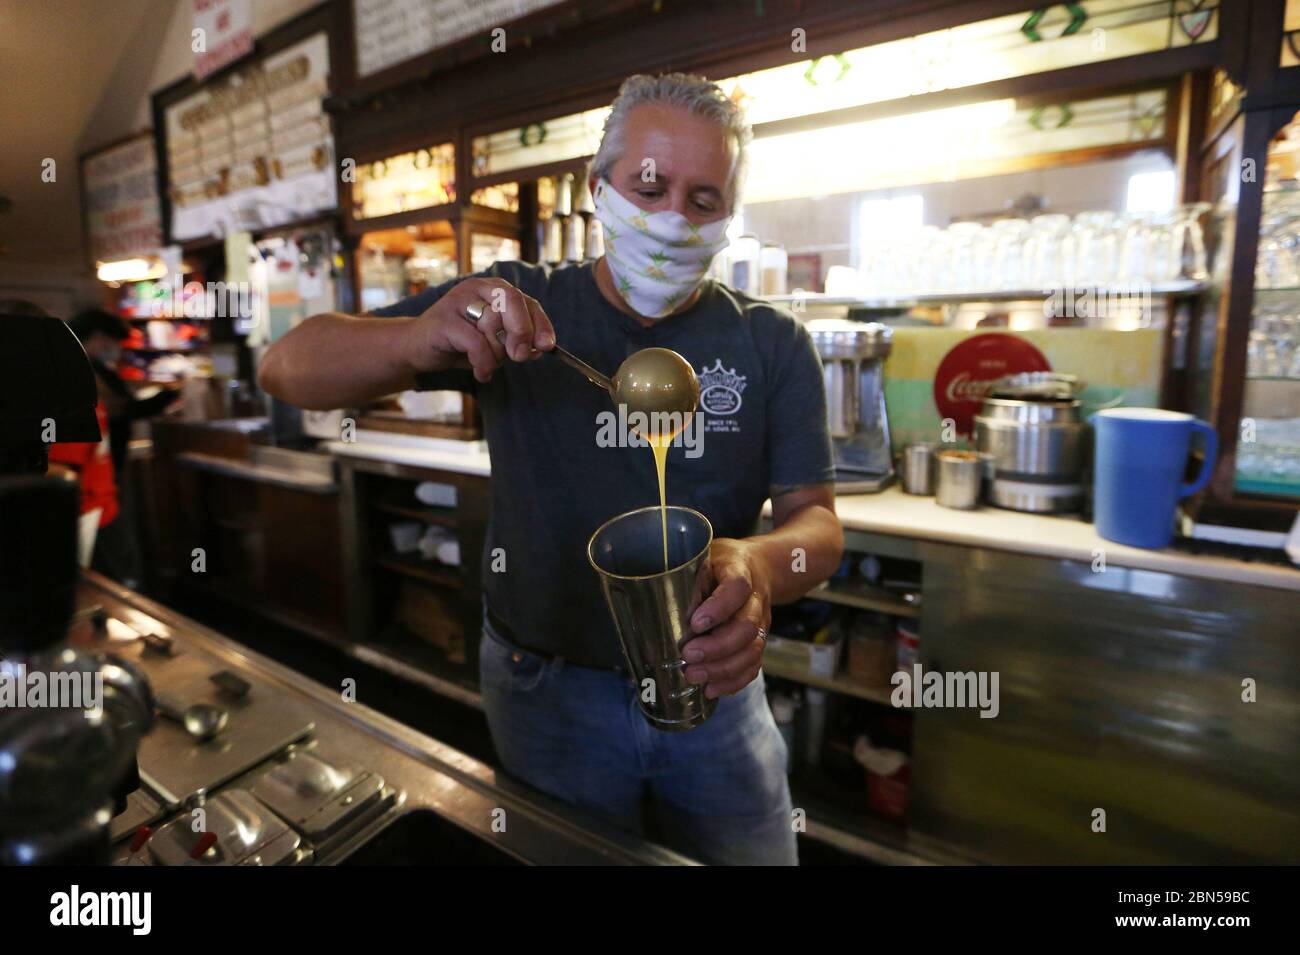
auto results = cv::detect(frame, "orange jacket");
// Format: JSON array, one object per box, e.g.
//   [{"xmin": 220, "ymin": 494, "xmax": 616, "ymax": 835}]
[{"xmin": 48, "ymin": 401, "xmax": 119, "ymax": 527}]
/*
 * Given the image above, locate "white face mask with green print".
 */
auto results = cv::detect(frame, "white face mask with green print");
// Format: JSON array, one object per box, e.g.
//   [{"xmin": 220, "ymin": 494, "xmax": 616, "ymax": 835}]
[{"xmin": 593, "ymin": 178, "xmax": 732, "ymax": 319}]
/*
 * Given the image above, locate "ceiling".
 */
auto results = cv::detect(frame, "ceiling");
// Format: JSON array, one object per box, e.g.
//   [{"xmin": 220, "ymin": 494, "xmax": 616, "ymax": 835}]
[{"xmin": 0, "ymin": 0, "xmax": 172, "ymax": 269}]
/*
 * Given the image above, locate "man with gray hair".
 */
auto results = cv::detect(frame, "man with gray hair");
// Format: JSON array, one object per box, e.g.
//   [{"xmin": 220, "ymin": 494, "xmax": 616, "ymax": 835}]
[{"xmin": 259, "ymin": 73, "xmax": 843, "ymax": 865}]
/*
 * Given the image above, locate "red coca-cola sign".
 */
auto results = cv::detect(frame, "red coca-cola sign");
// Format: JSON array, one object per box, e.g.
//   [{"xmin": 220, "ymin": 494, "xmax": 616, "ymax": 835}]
[{"xmin": 933, "ymin": 333, "xmax": 1051, "ymax": 437}]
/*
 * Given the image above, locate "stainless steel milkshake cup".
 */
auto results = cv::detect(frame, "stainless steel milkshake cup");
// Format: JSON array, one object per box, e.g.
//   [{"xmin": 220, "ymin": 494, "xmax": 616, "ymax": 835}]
[{"xmin": 587, "ymin": 505, "xmax": 716, "ymax": 732}]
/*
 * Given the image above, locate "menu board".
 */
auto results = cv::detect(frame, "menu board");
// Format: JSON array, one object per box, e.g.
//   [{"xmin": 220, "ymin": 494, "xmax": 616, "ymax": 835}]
[
  {"xmin": 354, "ymin": 0, "xmax": 566, "ymax": 79},
  {"xmin": 163, "ymin": 32, "xmax": 336, "ymax": 241},
  {"xmin": 82, "ymin": 134, "xmax": 164, "ymax": 264}
]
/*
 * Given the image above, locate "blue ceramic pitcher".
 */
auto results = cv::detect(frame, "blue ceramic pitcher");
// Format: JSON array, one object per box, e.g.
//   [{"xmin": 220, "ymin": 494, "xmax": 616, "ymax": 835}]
[{"xmin": 1091, "ymin": 408, "xmax": 1218, "ymax": 549}]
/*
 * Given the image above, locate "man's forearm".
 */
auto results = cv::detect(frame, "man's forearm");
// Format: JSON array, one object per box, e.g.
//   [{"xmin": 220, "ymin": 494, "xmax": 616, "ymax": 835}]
[
  {"xmin": 257, "ymin": 312, "xmax": 421, "ymax": 410},
  {"xmin": 748, "ymin": 504, "xmax": 844, "ymax": 605}
]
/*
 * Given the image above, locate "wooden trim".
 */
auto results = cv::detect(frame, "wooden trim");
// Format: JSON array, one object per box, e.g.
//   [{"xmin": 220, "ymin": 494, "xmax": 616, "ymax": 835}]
[
  {"xmin": 469, "ymin": 156, "xmax": 593, "ymax": 192},
  {"xmin": 1176, "ymin": 73, "xmax": 1211, "ymax": 204},
  {"xmin": 343, "ymin": 202, "xmax": 459, "ymax": 236},
  {"xmin": 1245, "ymin": 0, "xmax": 1287, "ymax": 96},
  {"xmin": 1207, "ymin": 109, "xmax": 1272, "ymax": 503},
  {"xmin": 951, "ymin": 139, "xmax": 1172, "ymax": 182}
]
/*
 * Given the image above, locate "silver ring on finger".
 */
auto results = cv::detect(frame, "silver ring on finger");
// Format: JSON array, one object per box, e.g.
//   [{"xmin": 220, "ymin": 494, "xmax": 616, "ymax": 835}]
[
  {"xmin": 756, "ymin": 626, "xmax": 768, "ymax": 647},
  {"xmin": 465, "ymin": 301, "xmax": 486, "ymax": 323}
]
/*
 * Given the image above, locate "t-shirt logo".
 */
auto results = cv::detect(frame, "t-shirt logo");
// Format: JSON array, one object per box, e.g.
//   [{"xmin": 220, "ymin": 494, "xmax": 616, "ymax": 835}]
[{"xmin": 698, "ymin": 359, "xmax": 747, "ymax": 416}]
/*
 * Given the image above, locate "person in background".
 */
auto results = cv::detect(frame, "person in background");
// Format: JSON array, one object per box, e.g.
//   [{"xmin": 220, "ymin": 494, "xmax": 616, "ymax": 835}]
[
  {"xmin": 46, "ymin": 399, "xmax": 120, "ymax": 570},
  {"xmin": 64, "ymin": 309, "xmax": 179, "ymax": 588},
  {"xmin": 67, "ymin": 308, "xmax": 181, "ymax": 475}
]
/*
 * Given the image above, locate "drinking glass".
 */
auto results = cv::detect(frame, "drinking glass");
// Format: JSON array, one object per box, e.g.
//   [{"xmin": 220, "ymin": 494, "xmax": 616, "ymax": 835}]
[
  {"xmin": 1026, "ymin": 214, "xmax": 1072, "ymax": 288},
  {"xmin": 1118, "ymin": 212, "xmax": 1153, "ymax": 282},
  {"xmin": 990, "ymin": 218, "xmax": 1030, "ymax": 290},
  {"xmin": 1170, "ymin": 202, "xmax": 1211, "ymax": 281},
  {"xmin": 947, "ymin": 222, "xmax": 986, "ymax": 294},
  {"xmin": 1146, "ymin": 211, "xmax": 1179, "ymax": 282},
  {"xmin": 1071, "ymin": 210, "xmax": 1118, "ymax": 287}
]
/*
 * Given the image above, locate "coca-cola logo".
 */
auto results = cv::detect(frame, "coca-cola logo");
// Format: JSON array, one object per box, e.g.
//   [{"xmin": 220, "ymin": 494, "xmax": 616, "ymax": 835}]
[{"xmin": 933, "ymin": 333, "xmax": 1050, "ymax": 437}]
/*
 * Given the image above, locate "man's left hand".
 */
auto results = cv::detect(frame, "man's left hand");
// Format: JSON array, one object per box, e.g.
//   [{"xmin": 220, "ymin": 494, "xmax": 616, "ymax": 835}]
[{"xmin": 684, "ymin": 538, "xmax": 771, "ymax": 698}]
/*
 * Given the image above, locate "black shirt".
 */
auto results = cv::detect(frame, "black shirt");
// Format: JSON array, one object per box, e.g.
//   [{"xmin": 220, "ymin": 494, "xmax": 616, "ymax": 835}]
[{"xmin": 372, "ymin": 260, "xmax": 833, "ymax": 668}]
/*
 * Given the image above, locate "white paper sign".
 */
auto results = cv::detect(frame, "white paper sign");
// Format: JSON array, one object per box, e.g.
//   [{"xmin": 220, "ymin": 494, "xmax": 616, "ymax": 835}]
[
  {"xmin": 82, "ymin": 134, "xmax": 163, "ymax": 264},
  {"xmin": 194, "ymin": 0, "xmax": 254, "ymax": 80},
  {"xmin": 353, "ymin": 0, "xmax": 565, "ymax": 78}
]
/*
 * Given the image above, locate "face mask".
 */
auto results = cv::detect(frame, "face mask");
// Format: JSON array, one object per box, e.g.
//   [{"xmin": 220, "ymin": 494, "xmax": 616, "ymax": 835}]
[{"xmin": 593, "ymin": 179, "xmax": 731, "ymax": 319}]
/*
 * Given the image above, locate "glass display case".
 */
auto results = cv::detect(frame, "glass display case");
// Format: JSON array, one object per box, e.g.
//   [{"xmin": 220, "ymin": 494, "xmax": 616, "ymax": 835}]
[{"xmin": 1238, "ymin": 113, "xmax": 1300, "ymax": 498}]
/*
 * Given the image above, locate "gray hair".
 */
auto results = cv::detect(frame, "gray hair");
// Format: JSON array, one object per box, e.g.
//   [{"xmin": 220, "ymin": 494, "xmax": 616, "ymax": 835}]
[{"xmin": 591, "ymin": 73, "xmax": 751, "ymax": 208}]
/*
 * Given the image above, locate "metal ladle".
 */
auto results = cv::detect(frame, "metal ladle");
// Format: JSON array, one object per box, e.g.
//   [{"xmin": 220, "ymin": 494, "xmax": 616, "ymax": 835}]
[
  {"xmin": 156, "ymin": 694, "xmax": 228, "ymax": 742},
  {"xmin": 462, "ymin": 303, "xmax": 700, "ymax": 419}
]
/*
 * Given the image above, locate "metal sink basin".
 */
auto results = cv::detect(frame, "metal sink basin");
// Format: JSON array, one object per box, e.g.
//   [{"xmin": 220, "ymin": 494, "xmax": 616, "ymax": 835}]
[{"xmin": 340, "ymin": 810, "xmax": 525, "ymax": 866}]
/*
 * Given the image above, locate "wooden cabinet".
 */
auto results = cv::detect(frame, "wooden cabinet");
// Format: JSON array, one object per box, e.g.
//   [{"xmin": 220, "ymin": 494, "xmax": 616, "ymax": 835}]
[
  {"xmin": 150, "ymin": 420, "xmax": 346, "ymax": 640},
  {"xmin": 338, "ymin": 455, "xmax": 490, "ymax": 701}
]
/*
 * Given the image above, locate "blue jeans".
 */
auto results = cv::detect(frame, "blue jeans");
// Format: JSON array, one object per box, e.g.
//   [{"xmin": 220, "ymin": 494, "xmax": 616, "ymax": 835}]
[{"xmin": 479, "ymin": 620, "xmax": 797, "ymax": 865}]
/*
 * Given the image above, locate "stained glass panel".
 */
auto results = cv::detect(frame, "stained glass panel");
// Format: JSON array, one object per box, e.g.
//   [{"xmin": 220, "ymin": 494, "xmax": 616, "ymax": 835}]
[{"xmin": 352, "ymin": 143, "xmax": 457, "ymax": 220}]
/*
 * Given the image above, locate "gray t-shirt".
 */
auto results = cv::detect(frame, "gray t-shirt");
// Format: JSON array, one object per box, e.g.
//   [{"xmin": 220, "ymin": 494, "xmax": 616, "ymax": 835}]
[{"xmin": 372, "ymin": 260, "xmax": 833, "ymax": 668}]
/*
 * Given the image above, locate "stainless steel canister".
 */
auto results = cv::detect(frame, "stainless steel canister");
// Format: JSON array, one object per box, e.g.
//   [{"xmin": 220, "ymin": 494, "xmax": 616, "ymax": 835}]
[
  {"xmin": 974, "ymin": 397, "xmax": 1086, "ymax": 513},
  {"xmin": 935, "ymin": 450, "xmax": 985, "ymax": 509},
  {"xmin": 587, "ymin": 505, "xmax": 716, "ymax": 732},
  {"xmin": 900, "ymin": 443, "xmax": 937, "ymax": 495}
]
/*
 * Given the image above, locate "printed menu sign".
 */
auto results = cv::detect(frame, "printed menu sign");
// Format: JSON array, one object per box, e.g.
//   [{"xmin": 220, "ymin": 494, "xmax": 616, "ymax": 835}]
[
  {"xmin": 163, "ymin": 32, "xmax": 336, "ymax": 241},
  {"xmin": 82, "ymin": 134, "xmax": 164, "ymax": 264},
  {"xmin": 193, "ymin": 0, "xmax": 254, "ymax": 80},
  {"xmin": 353, "ymin": 0, "xmax": 566, "ymax": 79}
]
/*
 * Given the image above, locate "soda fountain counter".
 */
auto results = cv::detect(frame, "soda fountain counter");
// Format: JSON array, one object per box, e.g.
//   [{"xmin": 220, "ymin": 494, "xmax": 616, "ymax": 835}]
[
  {"xmin": 316, "ymin": 432, "xmax": 1299, "ymax": 865},
  {"xmin": 72, "ymin": 571, "xmax": 690, "ymax": 867},
  {"xmin": 762, "ymin": 488, "xmax": 1299, "ymax": 866}
]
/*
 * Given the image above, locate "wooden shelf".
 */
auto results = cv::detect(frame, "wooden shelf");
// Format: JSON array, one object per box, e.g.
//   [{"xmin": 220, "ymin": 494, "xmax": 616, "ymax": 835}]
[
  {"xmin": 373, "ymin": 501, "xmax": 458, "ymax": 528},
  {"xmin": 354, "ymin": 628, "xmax": 482, "ymax": 710},
  {"xmin": 787, "ymin": 779, "xmax": 969, "ymax": 866},
  {"xmin": 763, "ymin": 657, "xmax": 901, "ymax": 707},
  {"xmin": 806, "ymin": 579, "xmax": 919, "ymax": 617},
  {"xmin": 375, "ymin": 553, "xmax": 462, "ymax": 589}
]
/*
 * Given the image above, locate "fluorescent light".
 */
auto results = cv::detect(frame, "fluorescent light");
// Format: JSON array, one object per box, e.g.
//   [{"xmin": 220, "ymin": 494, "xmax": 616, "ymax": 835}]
[{"xmin": 96, "ymin": 257, "xmax": 167, "ymax": 285}]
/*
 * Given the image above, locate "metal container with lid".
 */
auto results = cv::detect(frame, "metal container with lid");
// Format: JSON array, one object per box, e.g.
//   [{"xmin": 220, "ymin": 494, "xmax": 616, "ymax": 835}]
[{"xmin": 974, "ymin": 395, "xmax": 1086, "ymax": 513}]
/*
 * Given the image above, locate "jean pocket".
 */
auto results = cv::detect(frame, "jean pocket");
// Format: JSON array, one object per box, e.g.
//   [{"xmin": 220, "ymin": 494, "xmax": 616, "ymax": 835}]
[{"xmin": 480, "ymin": 626, "xmax": 550, "ymax": 693}]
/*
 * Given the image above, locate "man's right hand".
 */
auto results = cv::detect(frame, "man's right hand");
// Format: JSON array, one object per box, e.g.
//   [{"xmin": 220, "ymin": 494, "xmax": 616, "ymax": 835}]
[{"xmin": 405, "ymin": 277, "xmax": 557, "ymax": 383}]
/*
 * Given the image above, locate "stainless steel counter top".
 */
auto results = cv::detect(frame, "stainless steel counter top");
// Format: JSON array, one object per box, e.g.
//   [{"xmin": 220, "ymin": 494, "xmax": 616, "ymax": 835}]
[{"xmin": 78, "ymin": 572, "xmax": 692, "ymax": 866}]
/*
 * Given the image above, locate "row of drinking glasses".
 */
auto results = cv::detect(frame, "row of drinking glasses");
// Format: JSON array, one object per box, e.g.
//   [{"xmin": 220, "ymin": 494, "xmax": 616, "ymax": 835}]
[
  {"xmin": 1255, "ymin": 189, "xmax": 1300, "ymax": 289},
  {"xmin": 1236, "ymin": 416, "xmax": 1300, "ymax": 486},
  {"xmin": 1247, "ymin": 309, "xmax": 1300, "ymax": 379},
  {"xmin": 859, "ymin": 204, "xmax": 1211, "ymax": 298}
]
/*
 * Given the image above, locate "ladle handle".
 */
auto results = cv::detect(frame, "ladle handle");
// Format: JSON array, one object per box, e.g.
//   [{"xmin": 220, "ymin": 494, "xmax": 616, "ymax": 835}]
[
  {"xmin": 461, "ymin": 303, "xmax": 613, "ymax": 392},
  {"xmin": 154, "ymin": 693, "xmax": 188, "ymax": 723}
]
